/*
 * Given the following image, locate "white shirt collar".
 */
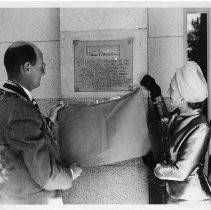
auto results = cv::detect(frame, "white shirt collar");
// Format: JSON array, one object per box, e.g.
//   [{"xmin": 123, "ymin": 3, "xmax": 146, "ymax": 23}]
[{"xmin": 20, "ymin": 85, "xmax": 33, "ymax": 101}]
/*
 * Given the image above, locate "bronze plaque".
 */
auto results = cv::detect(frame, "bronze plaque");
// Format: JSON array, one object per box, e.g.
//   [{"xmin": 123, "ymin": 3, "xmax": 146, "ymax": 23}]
[{"xmin": 74, "ymin": 39, "xmax": 133, "ymax": 92}]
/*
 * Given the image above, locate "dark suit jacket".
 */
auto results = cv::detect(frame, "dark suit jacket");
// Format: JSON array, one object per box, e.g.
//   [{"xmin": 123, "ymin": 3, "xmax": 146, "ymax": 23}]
[{"xmin": 0, "ymin": 82, "xmax": 73, "ymax": 204}]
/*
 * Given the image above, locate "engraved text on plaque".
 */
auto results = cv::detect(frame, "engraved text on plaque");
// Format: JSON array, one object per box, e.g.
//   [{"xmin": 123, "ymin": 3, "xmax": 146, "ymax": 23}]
[{"xmin": 74, "ymin": 39, "xmax": 133, "ymax": 92}]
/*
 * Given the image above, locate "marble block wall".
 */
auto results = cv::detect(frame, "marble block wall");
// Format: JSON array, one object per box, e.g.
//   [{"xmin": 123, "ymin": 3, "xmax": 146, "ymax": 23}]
[
  {"xmin": 148, "ymin": 8, "xmax": 184, "ymax": 97},
  {"xmin": 62, "ymin": 158, "xmax": 148, "ymax": 204},
  {"xmin": 57, "ymin": 8, "xmax": 150, "ymax": 203},
  {"xmin": 0, "ymin": 8, "xmax": 61, "ymax": 99}
]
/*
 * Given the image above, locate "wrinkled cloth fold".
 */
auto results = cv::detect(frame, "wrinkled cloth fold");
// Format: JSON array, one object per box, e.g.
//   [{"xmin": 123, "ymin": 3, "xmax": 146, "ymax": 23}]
[{"xmin": 58, "ymin": 88, "xmax": 151, "ymax": 167}]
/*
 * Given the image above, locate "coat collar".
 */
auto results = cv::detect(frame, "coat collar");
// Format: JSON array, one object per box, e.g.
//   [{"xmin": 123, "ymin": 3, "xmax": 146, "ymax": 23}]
[
  {"xmin": 2, "ymin": 80, "xmax": 30, "ymax": 102},
  {"xmin": 1, "ymin": 80, "xmax": 39, "ymax": 110}
]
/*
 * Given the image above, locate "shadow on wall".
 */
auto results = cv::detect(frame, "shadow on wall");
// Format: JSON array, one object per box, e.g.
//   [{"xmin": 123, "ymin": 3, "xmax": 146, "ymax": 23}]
[
  {"xmin": 146, "ymin": 99, "xmax": 164, "ymax": 204},
  {"xmin": 147, "ymin": 97, "xmax": 178, "ymax": 204},
  {"xmin": 147, "ymin": 99, "xmax": 163, "ymax": 161}
]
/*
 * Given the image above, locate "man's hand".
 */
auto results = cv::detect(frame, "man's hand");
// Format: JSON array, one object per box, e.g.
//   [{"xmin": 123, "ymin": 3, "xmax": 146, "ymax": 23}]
[
  {"xmin": 49, "ymin": 101, "xmax": 65, "ymax": 124},
  {"xmin": 70, "ymin": 163, "xmax": 82, "ymax": 180}
]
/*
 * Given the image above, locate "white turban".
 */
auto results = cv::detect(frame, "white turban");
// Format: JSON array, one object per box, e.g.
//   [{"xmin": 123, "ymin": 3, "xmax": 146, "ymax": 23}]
[{"xmin": 175, "ymin": 61, "xmax": 208, "ymax": 103}]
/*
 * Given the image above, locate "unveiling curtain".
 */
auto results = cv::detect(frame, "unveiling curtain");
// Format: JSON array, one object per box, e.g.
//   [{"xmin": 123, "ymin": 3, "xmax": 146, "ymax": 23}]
[{"xmin": 58, "ymin": 88, "xmax": 151, "ymax": 167}]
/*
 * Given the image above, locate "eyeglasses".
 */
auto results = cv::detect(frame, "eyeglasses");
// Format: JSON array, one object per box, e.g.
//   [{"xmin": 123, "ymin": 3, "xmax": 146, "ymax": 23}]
[{"xmin": 40, "ymin": 63, "xmax": 46, "ymax": 74}]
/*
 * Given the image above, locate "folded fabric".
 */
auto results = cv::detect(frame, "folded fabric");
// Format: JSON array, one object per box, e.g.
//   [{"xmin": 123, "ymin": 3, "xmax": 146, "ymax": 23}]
[{"xmin": 58, "ymin": 88, "xmax": 151, "ymax": 167}]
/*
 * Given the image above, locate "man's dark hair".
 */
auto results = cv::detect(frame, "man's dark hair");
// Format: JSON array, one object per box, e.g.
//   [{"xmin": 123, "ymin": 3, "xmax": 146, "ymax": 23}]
[{"xmin": 4, "ymin": 44, "xmax": 37, "ymax": 78}]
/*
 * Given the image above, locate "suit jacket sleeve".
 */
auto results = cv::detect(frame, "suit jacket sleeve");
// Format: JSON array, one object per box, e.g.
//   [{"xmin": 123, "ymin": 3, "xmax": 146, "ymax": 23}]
[
  {"xmin": 154, "ymin": 123, "xmax": 210, "ymax": 181},
  {"xmin": 4, "ymin": 104, "xmax": 73, "ymax": 191}
]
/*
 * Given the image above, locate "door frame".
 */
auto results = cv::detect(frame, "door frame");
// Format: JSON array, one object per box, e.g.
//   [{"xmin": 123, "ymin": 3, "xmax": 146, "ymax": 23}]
[
  {"xmin": 183, "ymin": 8, "xmax": 210, "ymax": 119},
  {"xmin": 184, "ymin": 8, "xmax": 211, "ymax": 175}
]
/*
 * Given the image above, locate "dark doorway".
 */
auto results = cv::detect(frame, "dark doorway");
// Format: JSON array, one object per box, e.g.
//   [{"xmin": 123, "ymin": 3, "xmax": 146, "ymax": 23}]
[{"xmin": 187, "ymin": 13, "xmax": 208, "ymax": 116}]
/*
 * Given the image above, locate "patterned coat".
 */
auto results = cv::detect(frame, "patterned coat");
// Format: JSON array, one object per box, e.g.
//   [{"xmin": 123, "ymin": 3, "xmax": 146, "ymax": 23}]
[{"xmin": 0, "ymin": 81, "xmax": 73, "ymax": 204}]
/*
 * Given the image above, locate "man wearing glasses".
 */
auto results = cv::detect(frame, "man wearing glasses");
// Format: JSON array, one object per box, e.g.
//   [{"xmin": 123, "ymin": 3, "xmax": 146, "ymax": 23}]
[{"xmin": 0, "ymin": 41, "xmax": 82, "ymax": 204}]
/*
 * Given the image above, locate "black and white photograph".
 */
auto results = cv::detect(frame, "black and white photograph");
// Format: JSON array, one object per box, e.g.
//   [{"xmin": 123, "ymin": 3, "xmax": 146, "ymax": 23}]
[{"xmin": 0, "ymin": 1, "xmax": 211, "ymax": 208}]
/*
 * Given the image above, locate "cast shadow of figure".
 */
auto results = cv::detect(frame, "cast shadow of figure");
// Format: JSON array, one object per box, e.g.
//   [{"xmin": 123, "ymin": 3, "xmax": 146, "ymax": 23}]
[{"xmin": 146, "ymin": 98, "xmax": 165, "ymax": 204}]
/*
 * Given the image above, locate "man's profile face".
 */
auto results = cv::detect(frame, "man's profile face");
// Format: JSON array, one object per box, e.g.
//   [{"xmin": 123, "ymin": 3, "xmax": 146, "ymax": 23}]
[{"xmin": 27, "ymin": 49, "xmax": 45, "ymax": 91}]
